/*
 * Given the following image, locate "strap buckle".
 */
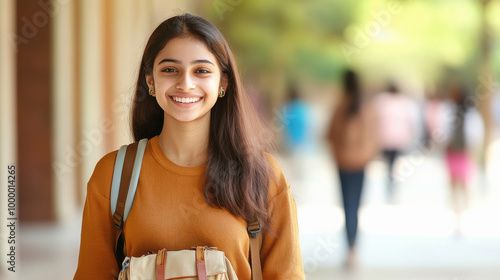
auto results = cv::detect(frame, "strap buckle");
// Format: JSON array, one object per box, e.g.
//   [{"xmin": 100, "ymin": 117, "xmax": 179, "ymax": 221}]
[
  {"xmin": 247, "ymin": 221, "xmax": 261, "ymax": 239},
  {"xmin": 113, "ymin": 212, "xmax": 124, "ymax": 229}
]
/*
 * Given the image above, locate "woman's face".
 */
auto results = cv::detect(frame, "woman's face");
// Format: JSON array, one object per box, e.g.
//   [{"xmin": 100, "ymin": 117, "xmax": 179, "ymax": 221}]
[{"xmin": 147, "ymin": 36, "xmax": 226, "ymax": 123}]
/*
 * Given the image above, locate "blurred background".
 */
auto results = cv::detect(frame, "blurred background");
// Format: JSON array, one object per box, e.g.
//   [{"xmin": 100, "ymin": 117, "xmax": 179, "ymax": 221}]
[{"xmin": 1, "ymin": 0, "xmax": 500, "ymax": 279}]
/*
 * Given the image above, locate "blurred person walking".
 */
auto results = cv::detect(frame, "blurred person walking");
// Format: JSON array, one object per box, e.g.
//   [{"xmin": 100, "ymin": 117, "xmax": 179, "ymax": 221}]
[
  {"xmin": 283, "ymin": 85, "xmax": 311, "ymax": 153},
  {"xmin": 423, "ymin": 88, "xmax": 449, "ymax": 151},
  {"xmin": 327, "ymin": 69, "xmax": 379, "ymax": 270},
  {"xmin": 281, "ymin": 85, "xmax": 312, "ymax": 181},
  {"xmin": 443, "ymin": 83, "xmax": 484, "ymax": 236},
  {"xmin": 375, "ymin": 82, "xmax": 419, "ymax": 198}
]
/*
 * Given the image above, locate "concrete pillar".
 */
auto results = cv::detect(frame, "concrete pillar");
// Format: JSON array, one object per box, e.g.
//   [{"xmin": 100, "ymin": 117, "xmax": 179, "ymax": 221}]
[
  {"xmin": 110, "ymin": 0, "xmax": 140, "ymax": 147},
  {"xmin": 16, "ymin": 0, "xmax": 55, "ymax": 221},
  {"xmin": 77, "ymin": 0, "xmax": 106, "ymax": 201},
  {"xmin": 52, "ymin": 0, "xmax": 78, "ymax": 221}
]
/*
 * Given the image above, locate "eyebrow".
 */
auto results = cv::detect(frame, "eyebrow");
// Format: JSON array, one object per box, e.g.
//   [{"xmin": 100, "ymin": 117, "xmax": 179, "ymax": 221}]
[{"xmin": 157, "ymin": 58, "xmax": 215, "ymax": 66}]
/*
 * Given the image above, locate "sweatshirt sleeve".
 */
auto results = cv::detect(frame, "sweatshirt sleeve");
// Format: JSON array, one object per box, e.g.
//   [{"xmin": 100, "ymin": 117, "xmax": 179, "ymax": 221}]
[
  {"xmin": 74, "ymin": 186, "xmax": 119, "ymax": 279},
  {"xmin": 74, "ymin": 153, "xmax": 120, "ymax": 280},
  {"xmin": 260, "ymin": 157, "xmax": 305, "ymax": 279}
]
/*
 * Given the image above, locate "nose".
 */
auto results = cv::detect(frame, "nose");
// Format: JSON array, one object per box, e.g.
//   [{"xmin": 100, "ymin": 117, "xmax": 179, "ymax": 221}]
[{"xmin": 176, "ymin": 72, "xmax": 195, "ymax": 92}]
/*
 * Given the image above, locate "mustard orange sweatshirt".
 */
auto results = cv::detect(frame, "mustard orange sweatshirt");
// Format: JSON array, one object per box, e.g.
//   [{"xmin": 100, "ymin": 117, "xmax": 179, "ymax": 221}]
[{"xmin": 74, "ymin": 136, "xmax": 305, "ymax": 279}]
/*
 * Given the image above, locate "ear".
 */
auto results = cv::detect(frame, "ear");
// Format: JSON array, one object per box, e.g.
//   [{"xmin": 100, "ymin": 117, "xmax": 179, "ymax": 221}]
[
  {"xmin": 145, "ymin": 74, "xmax": 154, "ymax": 90},
  {"xmin": 220, "ymin": 73, "xmax": 229, "ymax": 91}
]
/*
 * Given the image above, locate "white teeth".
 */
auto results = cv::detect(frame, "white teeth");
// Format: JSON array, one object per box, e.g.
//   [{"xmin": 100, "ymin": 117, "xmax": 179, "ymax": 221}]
[{"xmin": 172, "ymin": 97, "xmax": 200, "ymax": 103}]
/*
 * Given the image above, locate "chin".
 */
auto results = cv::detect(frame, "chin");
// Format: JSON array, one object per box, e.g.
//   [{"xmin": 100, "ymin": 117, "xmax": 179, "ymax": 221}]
[{"xmin": 170, "ymin": 112, "xmax": 211, "ymax": 123}]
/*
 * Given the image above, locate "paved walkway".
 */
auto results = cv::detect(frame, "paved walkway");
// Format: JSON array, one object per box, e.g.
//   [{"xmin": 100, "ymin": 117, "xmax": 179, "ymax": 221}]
[
  {"xmin": 3, "ymin": 144, "xmax": 500, "ymax": 280},
  {"xmin": 284, "ymin": 144, "xmax": 500, "ymax": 280}
]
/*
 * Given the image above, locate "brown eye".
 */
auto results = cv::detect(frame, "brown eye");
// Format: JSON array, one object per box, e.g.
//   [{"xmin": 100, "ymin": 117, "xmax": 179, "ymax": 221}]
[
  {"xmin": 196, "ymin": 68, "xmax": 210, "ymax": 74},
  {"xmin": 161, "ymin": 68, "xmax": 176, "ymax": 73}
]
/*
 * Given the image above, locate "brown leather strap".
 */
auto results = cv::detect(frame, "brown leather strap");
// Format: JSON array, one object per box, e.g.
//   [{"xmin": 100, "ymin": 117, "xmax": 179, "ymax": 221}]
[
  {"xmin": 113, "ymin": 142, "xmax": 139, "ymax": 229},
  {"xmin": 196, "ymin": 246, "xmax": 208, "ymax": 280},
  {"xmin": 155, "ymin": 249, "xmax": 166, "ymax": 280},
  {"xmin": 248, "ymin": 221, "xmax": 263, "ymax": 280},
  {"xmin": 114, "ymin": 142, "xmax": 139, "ymax": 269}
]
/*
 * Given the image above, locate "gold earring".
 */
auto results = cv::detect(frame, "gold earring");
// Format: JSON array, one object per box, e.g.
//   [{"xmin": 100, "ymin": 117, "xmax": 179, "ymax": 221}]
[
  {"xmin": 218, "ymin": 88, "xmax": 225, "ymax": 98},
  {"xmin": 149, "ymin": 88, "xmax": 155, "ymax": 96}
]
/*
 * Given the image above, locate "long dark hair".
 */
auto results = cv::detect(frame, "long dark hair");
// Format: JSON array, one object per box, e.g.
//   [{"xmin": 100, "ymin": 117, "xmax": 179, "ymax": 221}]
[
  {"xmin": 342, "ymin": 69, "xmax": 361, "ymax": 117},
  {"xmin": 131, "ymin": 14, "xmax": 271, "ymax": 227}
]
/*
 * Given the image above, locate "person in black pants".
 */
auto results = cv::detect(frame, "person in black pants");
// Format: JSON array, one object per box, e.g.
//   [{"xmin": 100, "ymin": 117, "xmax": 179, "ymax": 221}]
[
  {"xmin": 327, "ymin": 70, "xmax": 379, "ymax": 269},
  {"xmin": 383, "ymin": 149, "xmax": 398, "ymax": 196},
  {"xmin": 338, "ymin": 171, "xmax": 364, "ymax": 252}
]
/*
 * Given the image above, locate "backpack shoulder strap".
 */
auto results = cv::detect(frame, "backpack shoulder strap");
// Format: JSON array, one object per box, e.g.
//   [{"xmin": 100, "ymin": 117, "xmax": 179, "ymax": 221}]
[
  {"xmin": 248, "ymin": 221, "xmax": 263, "ymax": 280},
  {"xmin": 110, "ymin": 138, "xmax": 148, "ymax": 268},
  {"xmin": 110, "ymin": 138, "xmax": 148, "ymax": 226}
]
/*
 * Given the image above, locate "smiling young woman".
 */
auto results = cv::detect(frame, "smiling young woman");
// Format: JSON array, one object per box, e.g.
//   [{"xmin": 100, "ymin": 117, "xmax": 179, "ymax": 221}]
[
  {"xmin": 74, "ymin": 14, "xmax": 305, "ymax": 280},
  {"xmin": 147, "ymin": 36, "xmax": 223, "ymax": 124}
]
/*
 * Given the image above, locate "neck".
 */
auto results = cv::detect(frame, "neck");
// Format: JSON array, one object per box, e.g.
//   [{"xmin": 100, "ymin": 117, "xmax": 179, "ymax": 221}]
[{"xmin": 158, "ymin": 114, "xmax": 210, "ymax": 167}]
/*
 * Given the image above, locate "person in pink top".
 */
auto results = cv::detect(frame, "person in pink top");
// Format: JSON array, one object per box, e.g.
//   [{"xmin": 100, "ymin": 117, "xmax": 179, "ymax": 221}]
[
  {"xmin": 375, "ymin": 82, "xmax": 418, "ymax": 197},
  {"xmin": 444, "ymin": 82, "xmax": 483, "ymax": 236}
]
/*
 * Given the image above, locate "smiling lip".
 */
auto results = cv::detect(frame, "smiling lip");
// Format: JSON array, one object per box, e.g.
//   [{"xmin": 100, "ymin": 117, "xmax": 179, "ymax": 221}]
[{"xmin": 169, "ymin": 95, "xmax": 203, "ymax": 107}]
